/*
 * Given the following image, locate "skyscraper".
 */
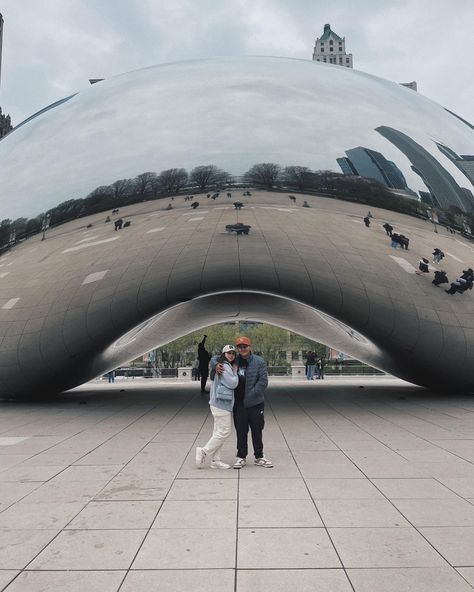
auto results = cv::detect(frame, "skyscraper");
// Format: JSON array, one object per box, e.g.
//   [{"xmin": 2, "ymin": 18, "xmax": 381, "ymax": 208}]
[
  {"xmin": 312, "ymin": 24, "xmax": 353, "ymax": 68},
  {"xmin": 0, "ymin": 12, "xmax": 12, "ymax": 138}
]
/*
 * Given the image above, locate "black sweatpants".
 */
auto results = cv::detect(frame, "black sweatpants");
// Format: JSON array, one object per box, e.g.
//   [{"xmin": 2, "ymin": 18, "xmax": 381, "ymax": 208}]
[
  {"xmin": 199, "ymin": 368, "xmax": 209, "ymax": 391},
  {"xmin": 233, "ymin": 402, "xmax": 265, "ymax": 459}
]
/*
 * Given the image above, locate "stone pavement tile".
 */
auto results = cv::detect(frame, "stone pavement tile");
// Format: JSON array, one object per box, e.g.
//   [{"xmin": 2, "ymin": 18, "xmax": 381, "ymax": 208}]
[
  {"xmin": 457, "ymin": 568, "xmax": 474, "ymax": 587},
  {"xmin": 238, "ymin": 451, "xmax": 300, "ymax": 478},
  {"xmin": 21, "ymin": 480, "xmax": 109, "ymax": 503},
  {"xmin": 399, "ymin": 449, "xmax": 463, "ymax": 463},
  {"xmin": 0, "ymin": 501, "xmax": 85, "ymax": 529},
  {"xmin": 167, "ymin": 478, "xmax": 237, "ymax": 500},
  {"xmin": 333, "ymin": 439, "xmax": 389, "ymax": 452},
  {"xmin": 4, "ymin": 570, "xmax": 125, "ymax": 592},
  {"xmin": 391, "ymin": 498, "xmax": 474, "ymax": 526},
  {"xmin": 0, "ymin": 456, "xmax": 32, "ymax": 471},
  {"xmin": 345, "ymin": 452, "xmax": 427, "ymax": 479},
  {"xmin": 151, "ymin": 432, "xmax": 198, "ymax": 443},
  {"xmin": 153, "ymin": 500, "xmax": 236, "ymax": 529},
  {"xmin": 285, "ymin": 438, "xmax": 338, "ymax": 451},
  {"xmin": 0, "ymin": 436, "xmax": 66, "ymax": 455},
  {"xmin": 373, "ymin": 478, "xmax": 458, "ymax": 499},
  {"xmin": 346, "ymin": 567, "xmax": 473, "ymax": 592},
  {"xmin": 28, "ymin": 529, "xmax": 146, "ymax": 570},
  {"xmin": 306, "ymin": 478, "xmax": 384, "ymax": 500},
  {"xmin": 437, "ymin": 477, "xmax": 474, "ymax": 498},
  {"xmin": 419, "ymin": 527, "xmax": 474, "ymax": 565},
  {"xmin": 0, "ymin": 530, "xmax": 59, "ymax": 569},
  {"xmin": 132, "ymin": 528, "xmax": 235, "ymax": 569},
  {"xmin": 0, "ymin": 571, "xmax": 18, "ymax": 590},
  {"xmin": 316, "ymin": 499, "xmax": 409, "ymax": 527},
  {"xmin": 0, "ymin": 465, "xmax": 66, "ymax": 482},
  {"xmin": 15, "ymin": 453, "xmax": 83, "ymax": 467},
  {"xmin": 51, "ymin": 464, "xmax": 123, "ymax": 482},
  {"xmin": 237, "ymin": 528, "xmax": 341, "ymax": 569},
  {"xmin": 238, "ymin": 478, "xmax": 310, "ymax": 500},
  {"xmin": 238, "ymin": 499, "xmax": 323, "ymax": 527},
  {"xmin": 410, "ymin": 460, "xmax": 474, "ymax": 479},
  {"xmin": 237, "ymin": 569, "xmax": 352, "ymax": 591},
  {"xmin": 67, "ymin": 500, "xmax": 162, "ymax": 529},
  {"xmin": 328, "ymin": 527, "xmax": 447, "ymax": 568},
  {"xmin": 0, "ymin": 482, "xmax": 40, "ymax": 511},
  {"xmin": 94, "ymin": 478, "xmax": 172, "ymax": 501},
  {"xmin": 121, "ymin": 569, "xmax": 235, "ymax": 592},
  {"xmin": 292, "ymin": 451, "xmax": 364, "ymax": 478}
]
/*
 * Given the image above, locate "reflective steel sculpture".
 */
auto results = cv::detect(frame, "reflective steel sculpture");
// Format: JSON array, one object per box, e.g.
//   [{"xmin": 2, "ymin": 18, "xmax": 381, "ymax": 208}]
[{"xmin": 0, "ymin": 56, "xmax": 473, "ymax": 398}]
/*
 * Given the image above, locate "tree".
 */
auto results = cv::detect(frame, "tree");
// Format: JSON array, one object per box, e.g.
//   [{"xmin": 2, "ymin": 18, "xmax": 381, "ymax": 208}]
[
  {"xmin": 190, "ymin": 165, "xmax": 231, "ymax": 192},
  {"xmin": 133, "ymin": 172, "xmax": 156, "ymax": 198},
  {"xmin": 158, "ymin": 168, "xmax": 188, "ymax": 195},
  {"xmin": 243, "ymin": 163, "xmax": 281, "ymax": 189},
  {"xmin": 282, "ymin": 166, "xmax": 312, "ymax": 191}
]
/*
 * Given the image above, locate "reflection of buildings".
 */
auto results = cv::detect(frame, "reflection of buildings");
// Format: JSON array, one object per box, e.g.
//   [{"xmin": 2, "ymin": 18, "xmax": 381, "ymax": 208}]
[
  {"xmin": 337, "ymin": 146, "xmax": 416, "ymax": 196},
  {"xmin": 376, "ymin": 126, "xmax": 474, "ymax": 212},
  {"xmin": 312, "ymin": 24, "xmax": 353, "ymax": 68},
  {"xmin": 436, "ymin": 143, "xmax": 474, "ymax": 185},
  {"xmin": 400, "ymin": 81, "xmax": 418, "ymax": 92},
  {"xmin": 0, "ymin": 13, "xmax": 3, "ymax": 86}
]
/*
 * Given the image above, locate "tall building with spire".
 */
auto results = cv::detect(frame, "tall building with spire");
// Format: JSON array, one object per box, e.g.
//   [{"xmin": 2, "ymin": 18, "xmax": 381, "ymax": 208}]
[
  {"xmin": 0, "ymin": 12, "xmax": 12, "ymax": 138},
  {"xmin": 312, "ymin": 23, "xmax": 353, "ymax": 68}
]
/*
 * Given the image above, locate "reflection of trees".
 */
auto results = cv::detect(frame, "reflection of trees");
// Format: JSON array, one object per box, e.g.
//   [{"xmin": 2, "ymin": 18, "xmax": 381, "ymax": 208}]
[
  {"xmin": 244, "ymin": 163, "xmax": 281, "ymax": 189},
  {"xmin": 190, "ymin": 165, "xmax": 231, "ymax": 192},
  {"xmin": 1, "ymin": 160, "xmax": 454, "ymax": 253},
  {"xmin": 158, "ymin": 168, "xmax": 188, "ymax": 195}
]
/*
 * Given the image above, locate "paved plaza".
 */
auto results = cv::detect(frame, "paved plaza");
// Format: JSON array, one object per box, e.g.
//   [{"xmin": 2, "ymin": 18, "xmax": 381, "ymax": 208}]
[{"xmin": 1, "ymin": 378, "xmax": 474, "ymax": 590}]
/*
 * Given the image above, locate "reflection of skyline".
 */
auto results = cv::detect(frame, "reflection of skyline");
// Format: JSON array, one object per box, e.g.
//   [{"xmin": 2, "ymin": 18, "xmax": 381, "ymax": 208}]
[
  {"xmin": 376, "ymin": 126, "xmax": 474, "ymax": 212},
  {"xmin": 337, "ymin": 146, "xmax": 415, "ymax": 196},
  {"xmin": 436, "ymin": 143, "xmax": 474, "ymax": 186}
]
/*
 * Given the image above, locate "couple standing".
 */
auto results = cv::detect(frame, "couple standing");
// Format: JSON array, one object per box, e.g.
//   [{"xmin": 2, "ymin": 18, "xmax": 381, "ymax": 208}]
[{"xmin": 195, "ymin": 336, "xmax": 273, "ymax": 470}]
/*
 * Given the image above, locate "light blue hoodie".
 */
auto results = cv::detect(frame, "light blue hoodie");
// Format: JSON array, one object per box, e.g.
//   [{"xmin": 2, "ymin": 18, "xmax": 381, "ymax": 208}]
[{"xmin": 209, "ymin": 361, "xmax": 238, "ymax": 412}]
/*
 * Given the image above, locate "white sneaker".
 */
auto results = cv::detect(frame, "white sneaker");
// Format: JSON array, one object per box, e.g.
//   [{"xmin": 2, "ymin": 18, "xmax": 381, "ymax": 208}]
[
  {"xmin": 195, "ymin": 447, "xmax": 207, "ymax": 468},
  {"xmin": 254, "ymin": 457, "xmax": 273, "ymax": 468},
  {"xmin": 233, "ymin": 457, "xmax": 246, "ymax": 469},
  {"xmin": 210, "ymin": 460, "xmax": 230, "ymax": 470}
]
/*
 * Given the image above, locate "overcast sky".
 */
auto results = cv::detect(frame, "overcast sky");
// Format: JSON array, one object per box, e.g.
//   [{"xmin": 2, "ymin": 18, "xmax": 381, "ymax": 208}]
[{"xmin": 0, "ymin": 0, "xmax": 473, "ymax": 125}]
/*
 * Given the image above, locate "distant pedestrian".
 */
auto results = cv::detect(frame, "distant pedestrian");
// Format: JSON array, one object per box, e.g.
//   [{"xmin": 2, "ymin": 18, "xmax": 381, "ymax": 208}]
[
  {"xmin": 383, "ymin": 223, "xmax": 393, "ymax": 237},
  {"xmin": 198, "ymin": 335, "xmax": 212, "ymax": 394},
  {"xmin": 107, "ymin": 370, "xmax": 115, "ymax": 383},
  {"xmin": 398, "ymin": 234, "xmax": 409, "ymax": 250},
  {"xmin": 191, "ymin": 201, "xmax": 200, "ymax": 209},
  {"xmin": 390, "ymin": 233, "xmax": 400, "ymax": 248},
  {"xmin": 305, "ymin": 351, "xmax": 316, "ymax": 380},
  {"xmin": 317, "ymin": 357, "xmax": 325, "ymax": 380},
  {"xmin": 363, "ymin": 216, "xmax": 371, "ymax": 227},
  {"xmin": 114, "ymin": 218, "xmax": 123, "ymax": 230},
  {"xmin": 192, "ymin": 359, "xmax": 200, "ymax": 381}
]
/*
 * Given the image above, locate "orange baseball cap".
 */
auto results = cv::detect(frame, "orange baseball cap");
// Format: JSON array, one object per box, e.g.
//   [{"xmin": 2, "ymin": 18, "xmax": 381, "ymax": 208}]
[{"xmin": 235, "ymin": 336, "xmax": 251, "ymax": 346}]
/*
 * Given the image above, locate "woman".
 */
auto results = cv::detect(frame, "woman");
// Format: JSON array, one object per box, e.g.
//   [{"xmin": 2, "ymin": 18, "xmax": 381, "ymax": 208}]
[{"xmin": 196, "ymin": 344, "xmax": 238, "ymax": 469}]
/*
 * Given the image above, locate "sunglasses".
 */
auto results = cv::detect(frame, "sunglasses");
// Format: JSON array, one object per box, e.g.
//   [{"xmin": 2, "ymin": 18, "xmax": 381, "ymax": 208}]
[{"xmin": 237, "ymin": 344, "xmax": 250, "ymax": 349}]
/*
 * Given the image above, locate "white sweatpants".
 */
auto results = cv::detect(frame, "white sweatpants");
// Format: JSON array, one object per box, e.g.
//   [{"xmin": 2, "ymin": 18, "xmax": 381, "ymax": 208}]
[{"xmin": 203, "ymin": 405, "xmax": 232, "ymax": 460}]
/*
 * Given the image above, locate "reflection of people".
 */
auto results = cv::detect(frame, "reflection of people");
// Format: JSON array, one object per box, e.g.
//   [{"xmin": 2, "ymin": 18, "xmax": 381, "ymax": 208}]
[
  {"xmin": 192, "ymin": 359, "xmax": 200, "ymax": 381},
  {"xmin": 432, "ymin": 270, "xmax": 449, "ymax": 286},
  {"xmin": 214, "ymin": 336, "xmax": 273, "ymax": 469},
  {"xmin": 198, "ymin": 335, "xmax": 211, "ymax": 393},
  {"xmin": 196, "ymin": 345, "xmax": 238, "ymax": 470},
  {"xmin": 114, "ymin": 218, "xmax": 123, "ymax": 230},
  {"xmin": 363, "ymin": 216, "xmax": 370, "ymax": 227},
  {"xmin": 415, "ymin": 258, "xmax": 430, "ymax": 275},
  {"xmin": 107, "ymin": 370, "xmax": 115, "ymax": 383}
]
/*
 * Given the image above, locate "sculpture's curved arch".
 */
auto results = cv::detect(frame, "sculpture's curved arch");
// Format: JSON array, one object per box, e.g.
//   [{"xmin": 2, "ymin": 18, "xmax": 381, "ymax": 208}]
[{"xmin": 0, "ymin": 57, "xmax": 473, "ymax": 397}]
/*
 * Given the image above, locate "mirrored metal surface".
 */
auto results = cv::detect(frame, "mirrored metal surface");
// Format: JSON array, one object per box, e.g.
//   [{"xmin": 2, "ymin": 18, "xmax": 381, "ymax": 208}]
[{"xmin": 0, "ymin": 57, "xmax": 473, "ymax": 398}]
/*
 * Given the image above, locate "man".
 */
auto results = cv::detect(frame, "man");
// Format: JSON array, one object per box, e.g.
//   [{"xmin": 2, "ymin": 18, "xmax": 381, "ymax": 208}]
[
  {"xmin": 215, "ymin": 336, "xmax": 273, "ymax": 468},
  {"xmin": 198, "ymin": 335, "xmax": 211, "ymax": 394}
]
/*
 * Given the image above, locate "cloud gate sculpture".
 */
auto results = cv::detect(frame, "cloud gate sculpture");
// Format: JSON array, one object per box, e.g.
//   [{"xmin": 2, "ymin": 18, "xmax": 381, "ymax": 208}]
[{"xmin": 0, "ymin": 56, "xmax": 473, "ymax": 398}]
